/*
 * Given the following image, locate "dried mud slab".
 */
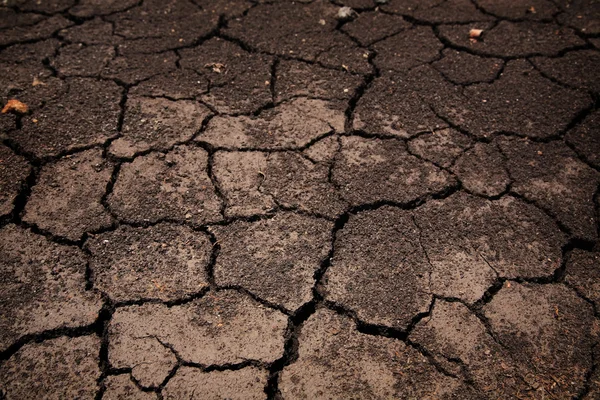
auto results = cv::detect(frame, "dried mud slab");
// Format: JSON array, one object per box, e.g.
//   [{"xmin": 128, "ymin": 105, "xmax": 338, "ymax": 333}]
[
  {"xmin": 0, "ymin": 336, "xmax": 100, "ymax": 399},
  {"xmin": 434, "ymin": 60, "xmax": 592, "ymax": 139},
  {"xmin": 475, "ymin": 0, "xmax": 558, "ymax": 20},
  {"xmin": 212, "ymin": 213, "xmax": 333, "ymax": 311},
  {"xmin": 566, "ymin": 109, "xmax": 600, "ymax": 169},
  {"xmin": 564, "ymin": 250, "xmax": 600, "ymax": 309},
  {"xmin": 373, "ymin": 26, "xmax": 443, "ymax": 73},
  {"xmin": 302, "ymin": 135, "xmax": 340, "ymax": 164},
  {"xmin": 86, "ymin": 223, "xmax": 212, "ymax": 303},
  {"xmin": 280, "ymin": 308, "xmax": 471, "ymax": 398},
  {"xmin": 432, "ymin": 49, "xmax": 503, "ymax": 85},
  {"xmin": 532, "ymin": 50, "xmax": 600, "ymax": 93},
  {"xmin": 109, "ymin": 291, "xmax": 287, "ymax": 372},
  {"xmin": 411, "ymin": 300, "xmax": 539, "ymax": 397},
  {"xmin": 52, "ymin": 44, "xmax": 115, "ymax": 77},
  {"xmin": 163, "ymin": 367, "xmax": 268, "ymax": 400},
  {"xmin": 109, "ymin": 96, "xmax": 211, "ymax": 158},
  {"xmin": 261, "ymin": 152, "xmax": 347, "ymax": 217},
  {"xmin": 0, "ymin": 225, "xmax": 103, "ymax": 352},
  {"xmin": 223, "ymin": 0, "xmax": 371, "ymax": 74},
  {"xmin": 103, "ymin": 375, "xmax": 158, "ymax": 400},
  {"xmin": 438, "ymin": 21, "xmax": 585, "ymax": 57},
  {"xmin": 129, "ymin": 69, "xmax": 208, "ymax": 100},
  {"xmin": 199, "ymin": 98, "xmax": 344, "ymax": 150},
  {"xmin": 11, "ymin": 78, "xmax": 121, "ymax": 159},
  {"xmin": 0, "ymin": 40, "xmax": 57, "ymax": 103},
  {"xmin": 179, "ymin": 38, "xmax": 272, "ymax": 114},
  {"xmin": 5, "ymin": 0, "xmax": 75, "ymax": 14},
  {"xmin": 101, "ymin": 52, "xmax": 178, "ymax": 85},
  {"xmin": 23, "ymin": 149, "xmax": 114, "ymax": 241},
  {"xmin": 484, "ymin": 282, "xmax": 595, "ymax": 398},
  {"xmin": 274, "ymin": 59, "xmax": 363, "ymax": 103},
  {"xmin": 0, "ymin": 15, "xmax": 71, "ymax": 47},
  {"xmin": 452, "ymin": 142, "xmax": 510, "ymax": 197},
  {"xmin": 213, "ymin": 151, "xmax": 346, "ymax": 218},
  {"xmin": 498, "ymin": 137, "xmax": 600, "ymax": 241},
  {"xmin": 0, "ymin": 145, "xmax": 30, "ymax": 218},
  {"xmin": 414, "ymin": 193, "xmax": 565, "ymax": 301},
  {"xmin": 407, "ymin": 128, "xmax": 472, "ymax": 168},
  {"xmin": 332, "ymin": 136, "xmax": 455, "ymax": 206},
  {"xmin": 212, "ymin": 151, "xmax": 276, "ymax": 218},
  {"xmin": 382, "ymin": 0, "xmax": 492, "ymax": 23},
  {"xmin": 353, "ymin": 69, "xmax": 450, "ymax": 137},
  {"xmin": 58, "ymin": 17, "xmax": 121, "ymax": 46},
  {"xmin": 341, "ymin": 12, "xmax": 411, "ymax": 47},
  {"xmin": 69, "ymin": 0, "xmax": 140, "ymax": 18},
  {"xmin": 108, "ymin": 145, "xmax": 222, "ymax": 225},
  {"xmin": 324, "ymin": 206, "xmax": 432, "ymax": 329},
  {"xmin": 556, "ymin": 0, "xmax": 600, "ymax": 35},
  {"xmin": 105, "ymin": 0, "xmax": 219, "ymax": 54}
]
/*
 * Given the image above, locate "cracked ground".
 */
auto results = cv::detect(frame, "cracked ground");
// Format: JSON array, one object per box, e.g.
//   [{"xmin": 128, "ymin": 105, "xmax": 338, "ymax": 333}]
[{"xmin": 0, "ymin": 0, "xmax": 599, "ymax": 399}]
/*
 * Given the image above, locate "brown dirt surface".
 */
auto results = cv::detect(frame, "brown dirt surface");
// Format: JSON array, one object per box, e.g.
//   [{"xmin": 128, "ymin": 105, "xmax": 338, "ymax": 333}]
[{"xmin": 1, "ymin": 0, "xmax": 599, "ymax": 397}]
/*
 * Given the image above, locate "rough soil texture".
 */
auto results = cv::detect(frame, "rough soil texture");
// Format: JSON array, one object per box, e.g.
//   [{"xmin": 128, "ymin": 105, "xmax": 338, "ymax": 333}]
[{"xmin": 1, "ymin": 0, "xmax": 599, "ymax": 398}]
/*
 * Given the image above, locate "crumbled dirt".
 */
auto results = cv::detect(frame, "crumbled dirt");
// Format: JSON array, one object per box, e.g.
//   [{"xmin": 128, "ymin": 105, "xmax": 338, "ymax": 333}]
[
  {"xmin": 0, "ymin": 224, "xmax": 102, "ymax": 352},
  {"xmin": 1, "ymin": 1, "xmax": 599, "ymax": 397},
  {"xmin": 212, "ymin": 213, "xmax": 333, "ymax": 311},
  {"xmin": 23, "ymin": 149, "xmax": 114, "ymax": 240},
  {"xmin": 86, "ymin": 223, "xmax": 212, "ymax": 303},
  {"xmin": 163, "ymin": 367, "xmax": 268, "ymax": 399}
]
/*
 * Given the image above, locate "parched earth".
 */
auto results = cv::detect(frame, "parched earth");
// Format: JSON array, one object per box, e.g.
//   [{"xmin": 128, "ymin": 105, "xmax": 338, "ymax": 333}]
[{"xmin": 0, "ymin": 0, "xmax": 599, "ymax": 399}]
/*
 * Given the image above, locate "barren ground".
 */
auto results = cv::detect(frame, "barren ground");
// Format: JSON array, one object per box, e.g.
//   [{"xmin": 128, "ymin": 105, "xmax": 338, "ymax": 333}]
[{"xmin": 1, "ymin": 0, "xmax": 599, "ymax": 399}]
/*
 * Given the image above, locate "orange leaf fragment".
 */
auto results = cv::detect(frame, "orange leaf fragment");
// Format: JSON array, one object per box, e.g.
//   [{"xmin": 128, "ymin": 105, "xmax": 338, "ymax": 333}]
[
  {"xmin": 2, "ymin": 99, "xmax": 28, "ymax": 115},
  {"xmin": 469, "ymin": 28, "xmax": 484, "ymax": 39}
]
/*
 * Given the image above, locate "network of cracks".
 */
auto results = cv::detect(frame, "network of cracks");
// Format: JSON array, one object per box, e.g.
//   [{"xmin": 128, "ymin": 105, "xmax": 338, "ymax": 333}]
[{"xmin": 1, "ymin": 0, "xmax": 600, "ymax": 398}]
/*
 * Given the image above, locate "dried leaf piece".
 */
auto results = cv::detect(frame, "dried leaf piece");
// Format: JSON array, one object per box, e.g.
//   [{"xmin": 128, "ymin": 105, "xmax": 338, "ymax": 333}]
[
  {"xmin": 469, "ymin": 28, "xmax": 484, "ymax": 39},
  {"xmin": 1, "ymin": 99, "xmax": 28, "ymax": 115},
  {"xmin": 32, "ymin": 77, "xmax": 46, "ymax": 86},
  {"xmin": 204, "ymin": 63, "xmax": 226, "ymax": 73}
]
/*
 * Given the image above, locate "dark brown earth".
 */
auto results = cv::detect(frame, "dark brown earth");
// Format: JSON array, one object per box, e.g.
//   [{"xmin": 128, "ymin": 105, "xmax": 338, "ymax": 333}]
[{"xmin": 0, "ymin": 0, "xmax": 599, "ymax": 399}]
